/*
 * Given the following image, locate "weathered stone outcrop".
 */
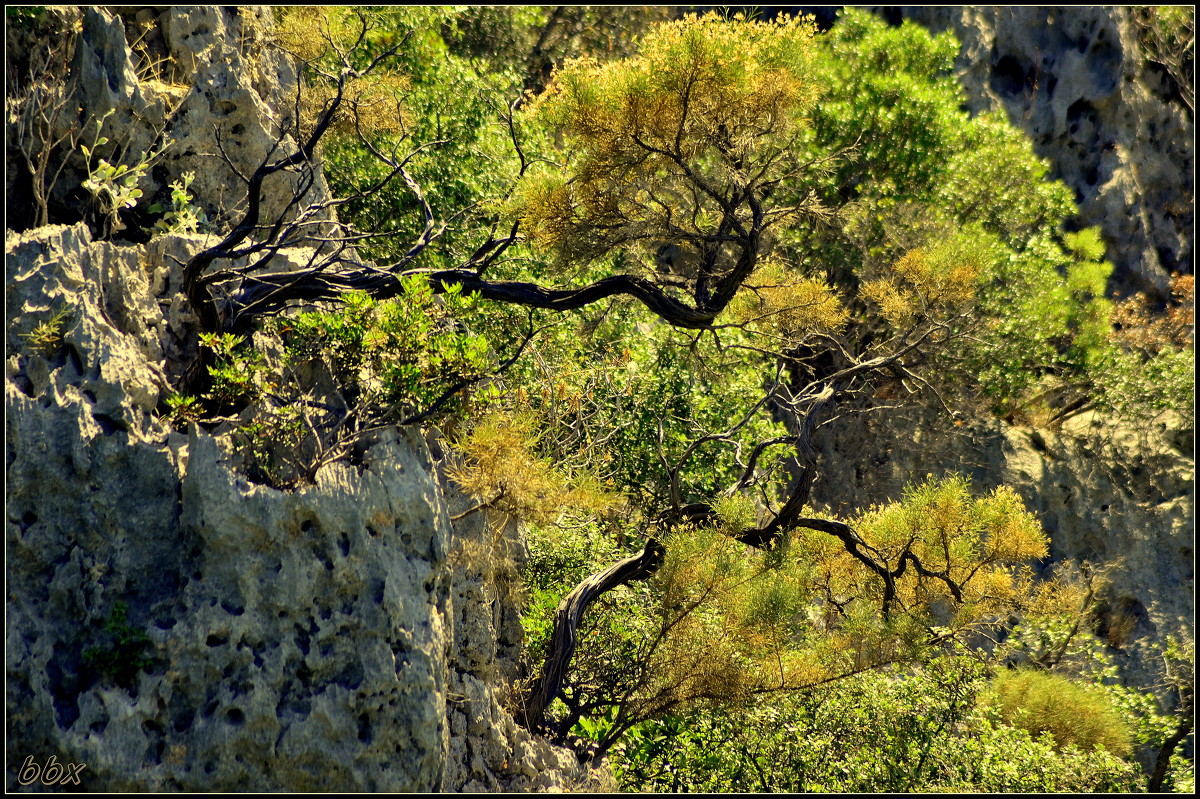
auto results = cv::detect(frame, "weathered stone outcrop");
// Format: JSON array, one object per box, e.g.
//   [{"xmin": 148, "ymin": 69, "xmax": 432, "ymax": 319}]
[
  {"xmin": 7, "ymin": 226, "xmax": 432, "ymax": 790},
  {"xmin": 5, "ymin": 222, "xmax": 609, "ymax": 791},
  {"xmin": 7, "ymin": 6, "xmax": 332, "ymax": 238},
  {"xmin": 886, "ymin": 6, "xmax": 1193, "ymax": 298},
  {"xmin": 440, "ymin": 484, "xmax": 615, "ymax": 792},
  {"xmin": 5, "ymin": 4, "xmax": 606, "ymax": 790}
]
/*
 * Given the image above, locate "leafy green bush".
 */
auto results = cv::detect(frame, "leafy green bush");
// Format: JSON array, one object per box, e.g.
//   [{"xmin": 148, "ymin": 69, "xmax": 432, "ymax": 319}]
[
  {"xmin": 284, "ymin": 279, "xmax": 492, "ymax": 420},
  {"xmin": 198, "ymin": 331, "xmax": 270, "ymax": 408},
  {"xmin": 282, "ymin": 6, "xmax": 523, "ymax": 268},
  {"xmin": 611, "ymin": 658, "xmax": 1140, "ymax": 793},
  {"xmin": 793, "ymin": 8, "xmax": 1126, "ymax": 416}
]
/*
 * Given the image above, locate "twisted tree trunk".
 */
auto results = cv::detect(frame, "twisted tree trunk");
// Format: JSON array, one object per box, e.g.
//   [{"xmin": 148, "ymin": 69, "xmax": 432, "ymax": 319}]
[{"xmin": 518, "ymin": 538, "xmax": 665, "ymax": 733}]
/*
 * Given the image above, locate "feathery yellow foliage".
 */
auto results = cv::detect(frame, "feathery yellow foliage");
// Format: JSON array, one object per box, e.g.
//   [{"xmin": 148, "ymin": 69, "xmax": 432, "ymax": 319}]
[
  {"xmin": 275, "ymin": 7, "xmax": 351, "ymax": 62},
  {"xmin": 731, "ymin": 258, "xmax": 849, "ymax": 340},
  {"xmin": 301, "ymin": 72, "xmax": 411, "ymax": 138},
  {"xmin": 803, "ymin": 476, "xmax": 1052, "ymax": 632},
  {"xmin": 989, "ymin": 669, "xmax": 1134, "ymax": 757},
  {"xmin": 448, "ymin": 411, "xmax": 619, "ymax": 525},
  {"xmin": 861, "ymin": 278, "xmax": 916, "ymax": 328},
  {"xmin": 516, "ymin": 12, "xmax": 822, "ymax": 265},
  {"xmin": 865, "ymin": 231, "xmax": 996, "ymax": 329},
  {"xmin": 275, "ymin": 8, "xmax": 410, "ymax": 138},
  {"xmin": 893, "ymin": 247, "xmax": 977, "ymax": 305}
]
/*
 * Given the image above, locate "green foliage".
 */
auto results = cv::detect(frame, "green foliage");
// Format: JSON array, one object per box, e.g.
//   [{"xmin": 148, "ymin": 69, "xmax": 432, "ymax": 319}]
[
  {"xmin": 810, "ymin": 10, "xmax": 963, "ymax": 200},
  {"xmin": 284, "ymin": 279, "xmax": 492, "ymax": 419},
  {"xmin": 190, "ymin": 277, "xmax": 500, "ymax": 487},
  {"xmin": 1002, "ymin": 610, "xmax": 1192, "ymax": 760},
  {"xmin": 82, "ymin": 601, "xmax": 153, "ymax": 688},
  {"xmin": 280, "ymin": 6, "xmax": 523, "ymax": 268},
  {"xmin": 19, "ymin": 304, "xmax": 73, "ymax": 354},
  {"xmin": 1091, "ymin": 345, "xmax": 1195, "ymax": 427},
  {"xmin": 162, "ymin": 392, "xmax": 201, "ymax": 427},
  {"xmin": 6, "ymin": 6, "xmax": 48, "ymax": 28},
  {"xmin": 79, "ymin": 111, "xmax": 172, "ymax": 236},
  {"xmin": 521, "ymin": 516, "xmax": 632, "ymax": 654},
  {"xmin": 148, "ymin": 171, "xmax": 208, "ymax": 235},
  {"xmin": 496, "ymin": 305, "xmax": 790, "ymax": 510},
  {"xmin": 199, "ymin": 332, "xmax": 270, "ymax": 408},
  {"xmin": 792, "ymin": 9, "xmax": 1124, "ymax": 415},
  {"xmin": 964, "ymin": 227, "xmax": 1117, "ymax": 414},
  {"xmin": 611, "ymin": 657, "xmax": 1139, "ymax": 792}
]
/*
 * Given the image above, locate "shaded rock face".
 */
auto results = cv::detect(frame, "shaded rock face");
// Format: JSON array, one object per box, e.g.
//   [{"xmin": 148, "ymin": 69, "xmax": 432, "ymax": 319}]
[
  {"xmin": 886, "ymin": 6, "xmax": 1193, "ymax": 298},
  {"xmin": 6, "ymin": 7, "xmax": 331, "ymax": 239},
  {"xmin": 5, "ymin": 222, "xmax": 609, "ymax": 791},
  {"xmin": 6, "ymin": 226, "xmax": 449, "ymax": 791},
  {"xmin": 439, "ymin": 486, "xmax": 614, "ymax": 792}
]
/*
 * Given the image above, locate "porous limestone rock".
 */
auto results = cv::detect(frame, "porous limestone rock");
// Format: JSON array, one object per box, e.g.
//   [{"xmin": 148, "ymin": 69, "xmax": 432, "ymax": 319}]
[
  {"xmin": 6, "ymin": 224, "xmax": 444, "ymax": 791},
  {"xmin": 6, "ymin": 221, "xmax": 608, "ymax": 792},
  {"xmin": 885, "ymin": 6, "xmax": 1193, "ymax": 297},
  {"xmin": 7, "ymin": 7, "xmax": 332, "ymax": 241},
  {"xmin": 439, "ymin": 478, "xmax": 615, "ymax": 792}
]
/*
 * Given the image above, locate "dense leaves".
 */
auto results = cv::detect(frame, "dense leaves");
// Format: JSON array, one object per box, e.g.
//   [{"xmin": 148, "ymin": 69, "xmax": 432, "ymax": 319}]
[{"xmin": 144, "ymin": 7, "xmax": 1192, "ymax": 790}]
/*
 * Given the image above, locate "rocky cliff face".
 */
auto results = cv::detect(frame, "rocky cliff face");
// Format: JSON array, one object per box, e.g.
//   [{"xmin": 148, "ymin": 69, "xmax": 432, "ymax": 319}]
[
  {"xmin": 886, "ymin": 6, "xmax": 1193, "ymax": 298},
  {"xmin": 5, "ymin": 7, "xmax": 607, "ymax": 792},
  {"xmin": 6, "ymin": 6, "xmax": 331, "ymax": 238},
  {"xmin": 4, "ymin": 223, "xmax": 610, "ymax": 792}
]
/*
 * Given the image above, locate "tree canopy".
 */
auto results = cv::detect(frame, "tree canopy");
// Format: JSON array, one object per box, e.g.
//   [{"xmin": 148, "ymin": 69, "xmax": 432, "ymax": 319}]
[{"xmin": 11, "ymin": 5, "xmax": 1191, "ymax": 792}]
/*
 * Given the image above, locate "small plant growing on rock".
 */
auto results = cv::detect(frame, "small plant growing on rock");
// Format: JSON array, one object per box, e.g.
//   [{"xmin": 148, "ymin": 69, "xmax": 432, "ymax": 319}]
[
  {"xmin": 199, "ymin": 331, "xmax": 272, "ymax": 407},
  {"xmin": 82, "ymin": 601, "xmax": 153, "ymax": 687},
  {"xmin": 162, "ymin": 392, "xmax": 202, "ymax": 428},
  {"xmin": 149, "ymin": 171, "xmax": 208, "ymax": 235},
  {"xmin": 19, "ymin": 304, "xmax": 73, "ymax": 355},
  {"xmin": 79, "ymin": 111, "xmax": 172, "ymax": 237}
]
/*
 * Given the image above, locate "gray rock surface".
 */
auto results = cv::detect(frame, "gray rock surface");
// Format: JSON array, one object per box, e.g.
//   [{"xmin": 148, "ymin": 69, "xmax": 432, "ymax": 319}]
[
  {"xmin": 7, "ymin": 7, "xmax": 331, "ymax": 240},
  {"xmin": 5, "ymin": 221, "xmax": 610, "ymax": 792},
  {"xmin": 439, "ymin": 481, "xmax": 615, "ymax": 792},
  {"xmin": 886, "ymin": 6, "xmax": 1193, "ymax": 298},
  {"xmin": 5, "ymin": 3, "xmax": 608, "ymax": 789},
  {"xmin": 7, "ymin": 225, "xmax": 443, "ymax": 791}
]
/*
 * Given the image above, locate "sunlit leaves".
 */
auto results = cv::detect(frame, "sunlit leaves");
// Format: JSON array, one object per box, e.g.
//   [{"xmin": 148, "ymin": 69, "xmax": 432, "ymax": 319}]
[
  {"xmin": 729, "ymin": 257, "xmax": 849, "ymax": 340},
  {"xmin": 285, "ymin": 278, "xmax": 492, "ymax": 419},
  {"xmin": 448, "ymin": 409, "xmax": 620, "ymax": 526},
  {"xmin": 514, "ymin": 12, "xmax": 822, "ymax": 268},
  {"xmin": 988, "ymin": 668, "xmax": 1134, "ymax": 757}
]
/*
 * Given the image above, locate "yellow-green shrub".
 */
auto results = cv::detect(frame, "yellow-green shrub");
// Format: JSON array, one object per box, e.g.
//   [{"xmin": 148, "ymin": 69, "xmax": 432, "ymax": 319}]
[{"xmin": 988, "ymin": 668, "xmax": 1133, "ymax": 757}]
